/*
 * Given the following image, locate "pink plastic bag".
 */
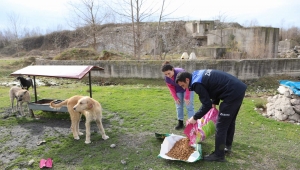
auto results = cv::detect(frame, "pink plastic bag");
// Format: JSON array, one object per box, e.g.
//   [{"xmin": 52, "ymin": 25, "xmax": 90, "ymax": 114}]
[
  {"xmin": 198, "ymin": 107, "xmax": 218, "ymax": 127},
  {"xmin": 184, "ymin": 108, "xmax": 219, "ymax": 145},
  {"xmin": 183, "ymin": 122, "xmax": 200, "ymax": 145}
]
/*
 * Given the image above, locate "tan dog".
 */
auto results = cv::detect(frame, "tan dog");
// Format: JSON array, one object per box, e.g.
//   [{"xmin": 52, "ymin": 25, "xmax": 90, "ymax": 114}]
[
  {"xmin": 49, "ymin": 95, "xmax": 109, "ymax": 144},
  {"xmin": 9, "ymin": 86, "xmax": 31, "ymax": 116}
]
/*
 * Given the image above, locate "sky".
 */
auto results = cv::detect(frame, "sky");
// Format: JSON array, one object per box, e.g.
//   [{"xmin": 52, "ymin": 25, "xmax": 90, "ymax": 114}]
[{"xmin": 0, "ymin": 0, "xmax": 299, "ymax": 34}]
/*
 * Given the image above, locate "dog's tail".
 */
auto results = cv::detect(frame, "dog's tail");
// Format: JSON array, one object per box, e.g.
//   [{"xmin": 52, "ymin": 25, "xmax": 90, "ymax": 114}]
[{"xmin": 49, "ymin": 99, "xmax": 68, "ymax": 109}]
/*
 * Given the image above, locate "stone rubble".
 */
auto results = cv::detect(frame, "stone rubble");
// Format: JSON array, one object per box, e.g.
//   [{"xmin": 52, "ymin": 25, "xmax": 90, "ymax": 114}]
[{"xmin": 265, "ymin": 85, "xmax": 300, "ymax": 123}]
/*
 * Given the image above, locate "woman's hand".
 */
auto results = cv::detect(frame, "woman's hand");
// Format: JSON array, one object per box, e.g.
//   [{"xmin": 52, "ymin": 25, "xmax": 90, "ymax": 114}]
[
  {"xmin": 184, "ymin": 99, "xmax": 190, "ymax": 106},
  {"xmin": 175, "ymin": 99, "xmax": 181, "ymax": 104},
  {"xmin": 186, "ymin": 116, "xmax": 197, "ymax": 125}
]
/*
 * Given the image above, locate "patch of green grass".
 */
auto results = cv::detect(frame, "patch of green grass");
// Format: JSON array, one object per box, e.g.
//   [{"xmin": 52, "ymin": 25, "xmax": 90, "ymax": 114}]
[
  {"xmin": 234, "ymin": 100, "xmax": 300, "ymax": 169},
  {"xmin": 1, "ymin": 59, "xmax": 300, "ymax": 169},
  {"xmin": 16, "ymin": 147, "xmax": 28, "ymax": 155},
  {"xmin": 243, "ymin": 75, "xmax": 299, "ymax": 97},
  {"xmin": 0, "ymin": 57, "xmax": 35, "ymax": 83},
  {"xmin": 54, "ymin": 48, "xmax": 99, "ymax": 60},
  {"xmin": 0, "ymin": 82, "xmax": 300, "ymax": 169},
  {"xmin": 251, "ymin": 97, "xmax": 267, "ymax": 109}
]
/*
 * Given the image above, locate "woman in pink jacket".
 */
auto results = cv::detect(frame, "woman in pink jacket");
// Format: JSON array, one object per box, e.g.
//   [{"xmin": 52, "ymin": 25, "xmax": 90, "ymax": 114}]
[{"xmin": 161, "ymin": 61, "xmax": 195, "ymax": 130}]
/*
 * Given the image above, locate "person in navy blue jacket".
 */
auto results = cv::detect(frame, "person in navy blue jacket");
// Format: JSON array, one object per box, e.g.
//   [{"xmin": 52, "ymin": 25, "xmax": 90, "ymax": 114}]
[
  {"xmin": 161, "ymin": 61, "xmax": 195, "ymax": 130},
  {"xmin": 175, "ymin": 69, "xmax": 247, "ymax": 162}
]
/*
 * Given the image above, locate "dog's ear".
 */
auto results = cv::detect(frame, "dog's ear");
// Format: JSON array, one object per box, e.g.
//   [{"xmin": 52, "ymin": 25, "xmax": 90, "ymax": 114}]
[{"xmin": 87, "ymin": 98, "xmax": 93, "ymax": 109}]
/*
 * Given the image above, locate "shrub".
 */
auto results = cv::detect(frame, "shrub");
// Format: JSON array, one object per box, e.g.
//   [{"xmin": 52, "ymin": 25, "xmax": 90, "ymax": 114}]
[{"xmin": 53, "ymin": 48, "xmax": 99, "ymax": 60}]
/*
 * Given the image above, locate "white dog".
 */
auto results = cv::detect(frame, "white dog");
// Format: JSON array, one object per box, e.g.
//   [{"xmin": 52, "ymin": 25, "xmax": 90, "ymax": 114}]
[
  {"xmin": 181, "ymin": 52, "xmax": 189, "ymax": 59},
  {"xmin": 189, "ymin": 52, "xmax": 197, "ymax": 60},
  {"xmin": 50, "ymin": 95, "xmax": 109, "ymax": 144},
  {"xmin": 9, "ymin": 86, "xmax": 31, "ymax": 116}
]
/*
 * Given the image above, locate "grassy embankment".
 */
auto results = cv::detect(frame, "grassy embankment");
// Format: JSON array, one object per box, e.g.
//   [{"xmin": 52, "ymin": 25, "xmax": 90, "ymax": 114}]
[{"xmin": 0, "ymin": 58, "xmax": 299, "ymax": 170}]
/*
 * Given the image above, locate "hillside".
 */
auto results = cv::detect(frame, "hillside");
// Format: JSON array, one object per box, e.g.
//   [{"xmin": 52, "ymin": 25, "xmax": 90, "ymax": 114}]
[{"xmin": 0, "ymin": 21, "xmax": 194, "ymax": 60}]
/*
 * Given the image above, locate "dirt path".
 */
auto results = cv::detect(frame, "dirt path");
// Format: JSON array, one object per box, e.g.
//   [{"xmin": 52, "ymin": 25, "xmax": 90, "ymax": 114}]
[{"xmin": 0, "ymin": 109, "xmax": 77, "ymax": 168}]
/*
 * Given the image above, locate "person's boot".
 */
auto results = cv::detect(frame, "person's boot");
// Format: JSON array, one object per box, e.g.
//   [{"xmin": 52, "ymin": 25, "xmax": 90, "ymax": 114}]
[
  {"xmin": 174, "ymin": 120, "xmax": 184, "ymax": 130},
  {"xmin": 204, "ymin": 152, "xmax": 226, "ymax": 162},
  {"xmin": 225, "ymin": 146, "xmax": 231, "ymax": 153}
]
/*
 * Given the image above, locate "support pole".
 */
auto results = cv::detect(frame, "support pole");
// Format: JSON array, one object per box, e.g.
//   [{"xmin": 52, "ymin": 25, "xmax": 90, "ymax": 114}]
[
  {"xmin": 33, "ymin": 76, "xmax": 37, "ymax": 102},
  {"xmin": 89, "ymin": 72, "xmax": 92, "ymax": 98}
]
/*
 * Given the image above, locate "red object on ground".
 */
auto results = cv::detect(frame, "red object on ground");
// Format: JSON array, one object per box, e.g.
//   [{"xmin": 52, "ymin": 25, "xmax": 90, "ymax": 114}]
[
  {"xmin": 46, "ymin": 158, "xmax": 53, "ymax": 168},
  {"xmin": 39, "ymin": 158, "xmax": 53, "ymax": 168},
  {"xmin": 39, "ymin": 159, "xmax": 46, "ymax": 169}
]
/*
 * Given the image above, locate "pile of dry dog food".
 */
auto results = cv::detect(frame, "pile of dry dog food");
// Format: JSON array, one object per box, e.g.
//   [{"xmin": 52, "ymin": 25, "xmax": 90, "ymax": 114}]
[{"xmin": 166, "ymin": 138, "xmax": 195, "ymax": 160}]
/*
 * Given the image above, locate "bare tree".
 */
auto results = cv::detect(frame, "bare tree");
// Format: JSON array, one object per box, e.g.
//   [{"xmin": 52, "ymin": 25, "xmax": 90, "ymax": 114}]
[
  {"xmin": 148, "ymin": 0, "xmax": 185, "ymax": 60},
  {"xmin": 279, "ymin": 19, "xmax": 285, "ymax": 41},
  {"xmin": 153, "ymin": 0, "xmax": 172, "ymax": 60},
  {"xmin": 67, "ymin": 0, "xmax": 111, "ymax": 50},
  {"xmin": 210, "ymin": 12, "xmax": 232, "ymax": 47},
  {"xmin": 249, "ymin": 19, "xmax": 259, "ymax": 27},
  {"xmin": 0, "ymin": 31, "xmax": 7, "ymax": 48},
  {"xmin": 107, "ymin": 0, "xmax": 158, "ymax": 59},
  {"xmin": 107, "ymin": 0, "xmax": 181, "ymax": 60},
  {"xmin": 280, "ymin": 25, "xmax": 300, "ymax": 45},
  {"xmin": 286, "ymin": 26, "xmax": 300, "ymax": 42},
  {"xmin": 6, "ymin": 12, "xmax": 24, "ymax": 56},
  {"xmin": 130, "ymin": 0, "xmax": 137, "ymax": 57},
  {"xmin": 129, "ymin": 0, "xmax": 157, "ymax": 59},
  {"xmin": 152, "ymin": 0, "xmax": 166, "ymax": 60}
]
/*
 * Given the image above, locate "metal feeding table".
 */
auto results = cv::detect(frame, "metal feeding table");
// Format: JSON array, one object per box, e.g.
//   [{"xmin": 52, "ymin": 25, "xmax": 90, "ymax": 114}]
[{"xmin": 10, "ymin": 65, "xmax": 104, "ymax": 116}]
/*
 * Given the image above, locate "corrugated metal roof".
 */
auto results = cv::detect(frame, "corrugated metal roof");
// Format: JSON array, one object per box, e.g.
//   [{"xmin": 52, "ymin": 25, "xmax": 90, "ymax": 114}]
[{"xmin": 10, "ymin": 65, "xmax": 104, "ymax": 79}]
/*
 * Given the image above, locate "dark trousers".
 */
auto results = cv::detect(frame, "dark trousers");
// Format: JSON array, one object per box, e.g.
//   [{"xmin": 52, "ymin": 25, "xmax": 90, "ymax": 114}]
[{"xmin": 214, "ymin": 93, "xmax": 245, "ymax": 157}]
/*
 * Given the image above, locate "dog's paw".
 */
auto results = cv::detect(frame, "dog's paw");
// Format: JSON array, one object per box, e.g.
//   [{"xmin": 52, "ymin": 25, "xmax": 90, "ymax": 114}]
[
  {"xmin": 85, "ymin": 140, "xmax": 91, "ymax": 144},
  {"xmin": 102, "ymin": 135, "xmax": 109, "ymax": 140},
  {"xmin": 74, "ymin": 136, "xmax": 80, "ymax": 140},
  {"xmin": 78, "ymin": 132, "xmax": 84, "ymax": 136}
]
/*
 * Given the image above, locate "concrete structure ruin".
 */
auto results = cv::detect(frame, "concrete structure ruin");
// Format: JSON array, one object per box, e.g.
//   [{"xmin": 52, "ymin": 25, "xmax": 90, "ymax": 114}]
[
  {"xmin": 278, "ymin": 39, "xmax": 300, "ymax": 58},
  {"xmin": 185, "ymin": 20, "xmax": 280, "ymax": 59}
]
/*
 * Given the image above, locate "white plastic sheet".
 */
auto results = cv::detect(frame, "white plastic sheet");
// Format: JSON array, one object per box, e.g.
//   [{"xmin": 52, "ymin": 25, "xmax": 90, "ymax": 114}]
[{"xmin": 157, "ymin": 134, "xmax": 202, "ymax": 162}]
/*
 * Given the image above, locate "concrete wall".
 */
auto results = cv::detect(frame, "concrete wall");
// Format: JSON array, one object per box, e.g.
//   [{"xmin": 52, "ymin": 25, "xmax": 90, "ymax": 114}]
[
  {"xmin": 208, "ymin": 27, "xmax": 279, "ymax": 58},
  {"xmin": 185, "ymin": 21, "xmax": 279, "ymax": 58},
  {"xmin": 36, "ymin": 59, "xmax": 300, "ymax": 80},
  {"xmin": 193, "ymin": 47, "xmax": 227, "ymax": 59},
  {"xmin": 278, "ymin": 40, "xmax": 298, "ymax": 53},
  {"xmin": 185, "ymin": 21, "xmax": 215, "ymax": 37},
  {"xmin": 185, "ymin": 22, "xmax": 194, "ymax": 34}
]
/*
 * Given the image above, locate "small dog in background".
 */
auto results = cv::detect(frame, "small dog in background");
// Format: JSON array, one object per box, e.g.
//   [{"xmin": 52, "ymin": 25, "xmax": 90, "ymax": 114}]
[
  {"xmin": 9, "ymin": 86, "xmax": 31, "ymax": 116},
  {"xmin": 50, "ymin": 95, "xmax": 109, "ymax": 144},
  {"xmin": 16, "ymin": 76, "xmax": 33, "ymax": 90}
]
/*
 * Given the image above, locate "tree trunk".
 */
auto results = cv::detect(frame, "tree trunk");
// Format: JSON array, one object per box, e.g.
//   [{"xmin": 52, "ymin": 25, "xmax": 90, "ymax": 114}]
[{"xmin": 130, "ymin": 0, "xmax": 136, "ymax": 58}]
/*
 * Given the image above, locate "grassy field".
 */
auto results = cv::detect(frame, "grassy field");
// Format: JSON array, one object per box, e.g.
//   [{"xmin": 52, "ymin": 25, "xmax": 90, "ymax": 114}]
[{"xmin": 0, "ymin": 58, "xmax": 300, "ymax": 170}]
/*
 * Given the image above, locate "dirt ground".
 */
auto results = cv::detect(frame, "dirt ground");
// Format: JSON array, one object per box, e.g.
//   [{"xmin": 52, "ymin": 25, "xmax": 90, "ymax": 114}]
[
  {"xmin": 0, "ymin": 108, "xmax": 93, "ymax": 168},
  {"xmin": 0, "ymin": 107, "xmax": 152, "ymax": 169}
]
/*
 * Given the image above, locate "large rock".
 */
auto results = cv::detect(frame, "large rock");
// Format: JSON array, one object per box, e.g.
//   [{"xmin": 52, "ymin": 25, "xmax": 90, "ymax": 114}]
[
  {"xmin": 293, "ymin": 105, "xmax": 300, "ymax": 114},
  {"xmin": 266, "ymin": 87, "xmax": 300, "ymax": 123},
  {"xmin": 267, "ymin": 96, "xmax": 277, "ymax": 103},
  {"xmin": 266, "ymin": 103, "xmax": 274, "ymax": 116},
  {"xmin": 290, "ymin": 98, "xmax": 300, "ymax": 105},
  {"xmin": 289, "ymin": 113, "xmax": 300, "ymax": 122},
  {"xmin": 274, "ymin": 110, "xmax": 288, "ymax": 121},
  {"xmin": 281, "ymin": 106, "xmax": 295, "ymax": 116}
]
